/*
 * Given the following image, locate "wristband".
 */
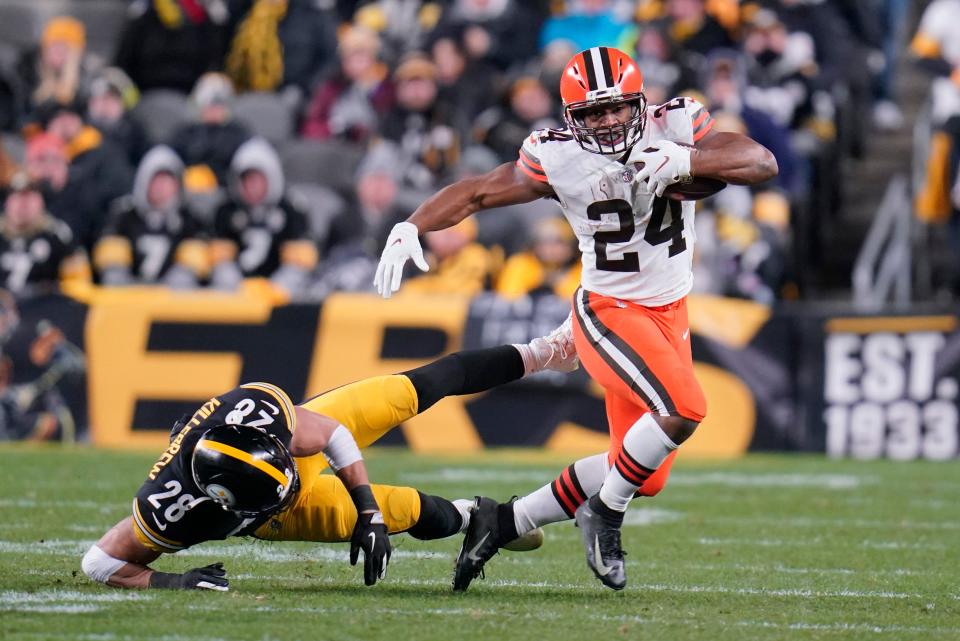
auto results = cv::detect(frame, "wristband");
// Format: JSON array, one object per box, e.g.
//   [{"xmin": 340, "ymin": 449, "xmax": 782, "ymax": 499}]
[
  {"xmin": 148, "ymin": 571, "xmax": 182, "ymax": 589},
  {"xmin": 81, "ymin": 544, "xmax": 127, "ymax": 584},
  {"xmin": 322, "ymin": 425, "xmax": 363, "ymax": 471},
  {"xmin": 349, "ymin": 484, "xmax": 379, "ymax": 514}
]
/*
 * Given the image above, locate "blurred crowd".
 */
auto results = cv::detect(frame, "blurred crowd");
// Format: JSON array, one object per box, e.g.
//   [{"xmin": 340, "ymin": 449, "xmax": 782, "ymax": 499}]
[
  {"xmin": 910, "ymin": 0, "xmax": 960, "ymax": 290},
  {"xmin": 0, "ymin": 0, "xmax": 911, "ymax": 305}
]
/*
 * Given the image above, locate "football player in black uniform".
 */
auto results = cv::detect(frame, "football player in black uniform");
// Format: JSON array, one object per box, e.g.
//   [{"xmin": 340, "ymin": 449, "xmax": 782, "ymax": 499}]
[
  {"xmin": 0, "ymin": 173, "xmax": 89, "ymax": 294},
  {"xmin": 209, "ymin": 138, "xmax": 316, "ymax": 295},
  {"xmin": 81, "ymin": 321, "xmax": 578, "ymax": 591},
  {"xmin": 94, "ymin": 145, "xmax": 207, "ymax": 287}
]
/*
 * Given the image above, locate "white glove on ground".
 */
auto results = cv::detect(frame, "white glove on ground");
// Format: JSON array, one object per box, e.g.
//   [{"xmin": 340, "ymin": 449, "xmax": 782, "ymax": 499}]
[
  {"xmin": 633, "ymin": 140, "xmax": 693, "ymax": 197},
  {"xmin": 374, "ymin": 222, "xmax": 429, "ymax": 298}
]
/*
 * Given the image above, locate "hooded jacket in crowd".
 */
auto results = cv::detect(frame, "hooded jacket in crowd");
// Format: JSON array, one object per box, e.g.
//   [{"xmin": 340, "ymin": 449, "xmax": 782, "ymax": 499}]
[
  {"xmin": 210, "ymin": 138, "xmax": 315, "ymax": 291},
  {"xmin": 94, "ymin": 145, "xmax": 206, "ymax": 286}
]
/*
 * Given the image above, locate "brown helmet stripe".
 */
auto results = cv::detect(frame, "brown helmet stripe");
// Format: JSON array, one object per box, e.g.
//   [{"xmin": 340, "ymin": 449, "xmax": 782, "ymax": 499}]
[
  {"xmin": 598, "ymin": 47, "xmax": 616, "ymax": 88},
  {"xmin": 580, "ymin": 49, "xmax": 599, "ymax": 91}
]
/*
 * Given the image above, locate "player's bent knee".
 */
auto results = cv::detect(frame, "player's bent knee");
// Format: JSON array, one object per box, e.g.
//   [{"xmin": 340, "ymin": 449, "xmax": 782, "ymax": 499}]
[
  {"xmin": 653, "ymin": 415, "xmax": 700, "ymax": 444},
  {"xmin": 81, "ymin": 545, "xmax": 127, "ymax": 585}
]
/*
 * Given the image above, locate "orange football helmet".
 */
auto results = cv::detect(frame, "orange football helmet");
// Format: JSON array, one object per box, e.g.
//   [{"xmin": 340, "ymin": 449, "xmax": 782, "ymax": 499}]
[{"xmin": 560, "ymin": 47, "xmax": 647, "ymax": 155}]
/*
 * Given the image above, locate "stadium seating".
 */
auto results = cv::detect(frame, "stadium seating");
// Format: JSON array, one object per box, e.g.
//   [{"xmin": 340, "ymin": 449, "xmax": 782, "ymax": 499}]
[
  {"xmin": 288, "ymin": 182, "xmax": 346, "ymax": 242},
  {"xmin": 280, "ymin": 138, "xmax": 364, "ymax": 196},
  {"xmin": 132, "ymin": 89, "xmax": 190, "ymax": 145},
  {"xmin": 233, "ymin": 92, "xmax": 295, "ymax": 147}
]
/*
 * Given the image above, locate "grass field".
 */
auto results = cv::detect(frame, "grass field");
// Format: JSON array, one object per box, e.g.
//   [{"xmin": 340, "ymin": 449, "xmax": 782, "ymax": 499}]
[{"xmin": 1, "ymin": 446, "xmax": 958, "ymax": 641}]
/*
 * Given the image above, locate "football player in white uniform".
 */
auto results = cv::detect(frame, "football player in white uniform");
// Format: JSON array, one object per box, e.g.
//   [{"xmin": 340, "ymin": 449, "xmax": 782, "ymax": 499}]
[{"xmin": 375, "ymin": 46, "xmax": 777, "ymax": 590}]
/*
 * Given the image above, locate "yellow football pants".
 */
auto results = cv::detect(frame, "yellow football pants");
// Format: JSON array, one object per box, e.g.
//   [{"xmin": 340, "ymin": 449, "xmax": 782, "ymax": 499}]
[{"xmin": 254, "ymin": 375, "xmax": 421, "ymax": 542}]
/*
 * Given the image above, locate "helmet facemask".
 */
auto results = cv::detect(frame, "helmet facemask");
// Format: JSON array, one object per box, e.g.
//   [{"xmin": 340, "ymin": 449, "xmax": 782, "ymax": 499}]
[{"xmin": 564, "ymin": 92, "xmax": 647, "ymax": 155}]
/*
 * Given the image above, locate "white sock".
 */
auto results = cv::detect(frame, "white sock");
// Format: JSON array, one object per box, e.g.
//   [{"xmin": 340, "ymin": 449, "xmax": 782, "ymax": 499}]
[
  {"xmin": 511, "ymin": 343, "xmax": 539, "ymax": 376},
  {"xmin": 598, "ymin": 414, "xmax": 677, "ymax": 512},
  {"xmin": 452, "ymin": 499, "xmax": 473, "ymax": 533},
  {"xmin": 513, "ymin": 453, "xmax": 609, "ymax": 535}
]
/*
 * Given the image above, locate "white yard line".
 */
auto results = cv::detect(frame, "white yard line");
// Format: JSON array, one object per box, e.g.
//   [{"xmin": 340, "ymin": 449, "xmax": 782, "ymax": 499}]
[
  {"xmin": 204, "ymin": 574, "xmax": 926, "ymax": 600},
  {"xmin": 179, "ymin": 598, "xmax": 960, "ymax": 636},
  {"xmin": 650, "ymin": 561, "xmax": 929, "ymax": 577},
  {"xmin": 0, "ymin": 539, "xmax": 93, "ymax": 555},
  {"xmin": 621, "ymin": 507, "xmax": 684, "ymax": 526},
  {"xmin": 666, "ymin": 472, "xmax": 875, "ymax": 489},
  {"xmin": 0, "ymin": 589, "xmax": 152, "ymax": 614},
  {"xmin": 14, "ymin": 634, "xmax": 230, "ymax": 641},
  {"xmin": 697, "ymin": 537, "xmax": 947, "ymax": 550},
  {"xmin": 0, "ymin": 499, "xmax": 118, "ymax": 510},
  {"xmin": 399, "ymin": 468, "xmax": 555, "ymax": 484},
  {"xmin": 398, "ymin": 469, "xmax": 878, "ymax": 491},
  {"xmin": 708, "ymin": 515, "xmax": 960, "ymax": 531},
  {"xmin": 0, "ymin": 538, "xmax": 465, "ymax": 564}
]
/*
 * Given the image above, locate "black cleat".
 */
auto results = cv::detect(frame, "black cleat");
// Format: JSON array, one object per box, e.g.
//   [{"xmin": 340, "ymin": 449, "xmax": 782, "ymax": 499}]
[
  {"xmin": 452, "ymin": 496, "xmax": 500, "ymax": 592},
  {"xmin": 575, "ymin": 500, "xmax": 626, "ymax": 590}
]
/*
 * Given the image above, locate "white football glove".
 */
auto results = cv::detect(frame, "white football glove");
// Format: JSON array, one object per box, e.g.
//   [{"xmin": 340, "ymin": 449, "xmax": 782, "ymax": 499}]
[
  {"xmin": 632, "ymin": 140, "xmax": 692, "ymax": 197},
  {"xmin": 374, "ymin": 221, "xmax": 429, "ymax": 298}
]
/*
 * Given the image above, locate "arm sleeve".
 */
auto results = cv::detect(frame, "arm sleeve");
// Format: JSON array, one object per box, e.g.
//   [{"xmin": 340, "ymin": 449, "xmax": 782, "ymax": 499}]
[
  {"xmin": 684, "ymin": 97, "xmax": 715, "ymax": 144},
  {"xmin": 516, "ymin": 132, "xmax": 549, "ymax": 183}
]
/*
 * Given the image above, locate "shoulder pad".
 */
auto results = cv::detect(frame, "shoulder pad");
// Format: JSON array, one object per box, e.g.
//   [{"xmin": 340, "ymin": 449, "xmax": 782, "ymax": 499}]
[{"xmin": 530, "ymin": 127, "xmax": 575, "ymax": 146}]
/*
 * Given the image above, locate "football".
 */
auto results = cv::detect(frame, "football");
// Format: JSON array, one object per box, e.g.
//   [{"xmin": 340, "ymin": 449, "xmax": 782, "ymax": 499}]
[{"xmin": 662, "ymin": 176, "xmax": 727, "ymax": 201}]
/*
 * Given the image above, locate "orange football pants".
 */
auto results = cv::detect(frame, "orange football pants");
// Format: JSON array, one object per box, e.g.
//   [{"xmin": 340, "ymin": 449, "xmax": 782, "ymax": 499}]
[{"xmin": 571, "ymin": 288, "xmax": 706, "ymax": 496}]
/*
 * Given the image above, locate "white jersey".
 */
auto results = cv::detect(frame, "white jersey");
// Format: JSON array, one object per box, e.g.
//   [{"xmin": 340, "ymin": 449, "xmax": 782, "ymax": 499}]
[{"xmin": 517, "ymin": 97, "xmax": 714, "ymax": 306}]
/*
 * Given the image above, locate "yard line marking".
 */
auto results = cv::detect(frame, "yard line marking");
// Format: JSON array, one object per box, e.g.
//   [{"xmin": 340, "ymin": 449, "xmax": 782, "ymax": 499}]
[
  {"xmin": 707, "ymin": 515, "xmax": 960, "ymax": 531},
  {"xmin": 215, "ymin": 573, "xmax": 925, "ymax": 600},
  {"xmin": 629, "ymin": 583, "xmax": 921, "ymax": 599},
  {"xmin": 231, "ymin": 557, "xmax": 932, "ymax": 582},
  {"xmin": 14, "ymin": 634, "xmax": 232, "ymax": 641},
  {"xmin": 11, "ymin": 605, "xmax": 102, "ymax": 613},
  {"xmin": 730, "ymin": 620, "xmax": 960, "ymax": 635},
  {"xmin": 182, "ymin": 599, "xmax": 960, "ymax": 636},
  {"xmin": 487, "ymin": 579, "xmax": 921, "ymax": 599},
  {"xmin": 0, "ymin": 539, "xmax": 93, "ymax": 555},
  {"xmin": 666, "ymin": 472, "xmax": 875, "ymax": 489},
  {"xmin": 177, "ymin": 543, "xmax": 451, "ymax": 563},
  {"xmin": 399, "ymin": 470, "xmax": 878, "ymax": 490},
  {"xmin": 592, "ymin": 613, "xmax": 960, "ymax": 636},
  {"xmin": 697, "ymin": 537, "xmax": 947, "ymax": 550},
  {"xmin": 621, "ymin": 508, "xmax": 683, "ymax": 526},
  {"xmin": 67, "ymin": 524, "xmax": 107, "ymax": 533},
  {"xmin": 399, "ymin": 468, "xmax": 555, "ymax": 484},
  {"xmin": 0, "ymin": 589, "xmax": 152, "ymax": 614},
  {"xmin": 0, "ymin": 499, "xmax": 118, "ymax": 509},
  {"xmin": 0, "ymin": 539, "xmax": 462, "ymax": 563},
  {"xmin": 640, "ymin": 560, "xmax": 929, "ymax": 577}
]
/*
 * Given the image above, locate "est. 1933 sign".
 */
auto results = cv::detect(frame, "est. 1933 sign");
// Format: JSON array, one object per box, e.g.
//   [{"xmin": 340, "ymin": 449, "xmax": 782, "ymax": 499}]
[{"xmin": 822, "ymin": 316, "xmax": 959, "ymax": 460}]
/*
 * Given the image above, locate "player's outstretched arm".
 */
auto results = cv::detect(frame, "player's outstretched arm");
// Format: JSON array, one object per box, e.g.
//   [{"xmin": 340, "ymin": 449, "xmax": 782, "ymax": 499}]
[
  {"xmin": 81, "ymin": 518, "xmax": 228, "ymax": 591},
  {"xmin": 690, "ymin": 130, "xmax": 778, "ymax": 186},
  {"xmin": 374, "ymin": 162, "xmax": 554, "ymax": 298},
  {"xmin": 291, "ymin": 407, "xmax": 392, "ymax": 586}
]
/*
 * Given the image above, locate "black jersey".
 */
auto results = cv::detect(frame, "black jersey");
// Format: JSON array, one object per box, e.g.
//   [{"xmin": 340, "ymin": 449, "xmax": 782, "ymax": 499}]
[
  {"xmin": 213, "ymin": 199, "xmax": 308, "ymax": 277},
  {"xmin": 131, "ymin": 382, "xmax": 297, "ymax": 553},
  {"xmin": 103, "ymin": 199, "xmax": 203, "ymax": 282},
  {"xmin": 0, "ymin": 216, "xmax": 77, "ymax": 293}
]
